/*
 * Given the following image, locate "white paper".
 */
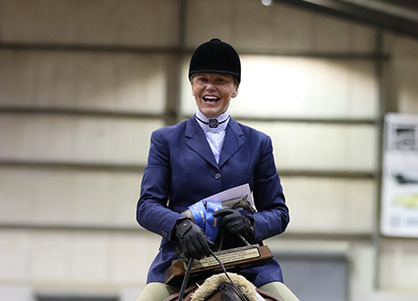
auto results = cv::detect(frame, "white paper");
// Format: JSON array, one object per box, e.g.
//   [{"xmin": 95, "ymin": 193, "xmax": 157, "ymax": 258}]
[{"xmin": 200, "ymin": 183, "xmax": 255, "ymax": 211}]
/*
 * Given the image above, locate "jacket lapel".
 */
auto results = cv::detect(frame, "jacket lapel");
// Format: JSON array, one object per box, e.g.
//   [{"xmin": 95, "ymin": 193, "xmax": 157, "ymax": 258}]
[
  {"xmin": 185, "ymin": 116, "xmax": 219, "ymax": 170},
  {"xmin": 219, "ymin": 118, "xmax": 244, "ymax": 168},
  {"xmin": 184, "ymin": 116, "xmax": 245, "ymax": 170}
]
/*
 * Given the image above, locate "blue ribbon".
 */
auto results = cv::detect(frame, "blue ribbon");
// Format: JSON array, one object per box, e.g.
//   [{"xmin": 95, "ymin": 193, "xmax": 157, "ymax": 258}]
[
  {"xmin": 187, "ymin": 200, "xmax": 222, "ymax": 242},
  {"xmin": 205, "ymin": 200, "xmax": 223, "ymax": 242},
  {"xmin": 188, "ymin": 200, "xmax": 206, "ymax": 230}
]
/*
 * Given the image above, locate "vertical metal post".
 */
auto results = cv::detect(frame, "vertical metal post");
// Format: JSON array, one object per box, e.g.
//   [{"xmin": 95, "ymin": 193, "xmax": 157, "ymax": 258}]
[
  {"xmin": 165, "ymin": 0, "xmax": 187, "ymax": 126},
  {"xmin": 372, "ymin": 30, "xmax": 386, "ymax": 290}
]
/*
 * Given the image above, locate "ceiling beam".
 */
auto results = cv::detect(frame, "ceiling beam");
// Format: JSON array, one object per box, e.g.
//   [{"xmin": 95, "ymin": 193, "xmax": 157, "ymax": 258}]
[{"xmin": 274, "ymin": 0, "xmax": 418, "ymax": 39}]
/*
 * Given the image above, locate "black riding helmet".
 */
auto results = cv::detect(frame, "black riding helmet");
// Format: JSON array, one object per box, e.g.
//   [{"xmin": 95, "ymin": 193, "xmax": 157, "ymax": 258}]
[{"xmin": 188, "ymin": 38, "xmax": 241, "ymax": 84}]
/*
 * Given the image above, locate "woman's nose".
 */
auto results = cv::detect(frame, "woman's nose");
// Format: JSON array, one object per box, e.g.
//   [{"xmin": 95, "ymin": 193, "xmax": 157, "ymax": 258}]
[{"xmin": 205, "ymin": 82, "xmax": 216, "ymax": 90}]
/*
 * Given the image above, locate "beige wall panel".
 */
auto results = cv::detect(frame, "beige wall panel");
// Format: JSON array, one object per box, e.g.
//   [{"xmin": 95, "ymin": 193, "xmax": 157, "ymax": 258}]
[
  {"xmin": 310, "ymin": 15, "xmax": 375, "ymax": 53},
  {"xmin": 397, "ymin": 59, "xmax": 418, "ymax": 114},
  {"xmin": 181, "ymin": 57, "xmax": 378, "ymax": 119},
  {"xmin": 0, "ymin": 0, "xmax": 179, "ymax": 47},
  {"xmin": 282, "ymin": 177, "xmax": 375, "ymax": 233},
  {"xmin": 349, "ymin": 242, "xmax": 418, "ymax": 301},
  {"xmin": 0, "ymin": 229, "xmax": 160, "ymax": 287},
  {"xmin": 236, "ymin": 57, "xmax": 378, "ymax": 119},
  {"xmin": 29, "ymin": 232, "xmax": 73, "ymax": 282},
  {"xmin": 66, "ymin": 233, "xmax": 111, "ymax": 283},
  {"xmin": 392, "ymin": 35, "xmax": 418, "ymax": 58},
  {"xmin": 380, "ymin": 239, "xmax": 418, "ymax": 290},
  {"xmin": 0, "ymin": 286, "xmax": 33, "ymax": 301},
  {"xmin": 0, "ymin": 168, "xmax": 142, "ymax": 227},
  {"xmin": 185, "ymin": 0, "xmax": 234, "ymax": 45},
  {"xmin": 244, "ymin": 122, "xmax": 377, "ymax": 171},
  {"xmin": 0, "ymin": 115, "xmax": 162, "ymax": 164},
  {"xmin": 0, "ymin": 231, "xmax": 31, "ymax": 282},
  {"xmin": 108, "ymin": 232, "xmax": 159, "ymax": 284},
  {"xmin": 391, "ymin": 36, "xmax": 418, "ymax": 115},
  {"xmin": 0, "ymin": 50, "xmax": 167, "ymax": 113},
  {"xmin": 0, "ymin": 169, "xmax": 376, "ymax": 233},
  {"xmin": 185, "ymin": 0, "xmax": 376, "ymax": 53}
]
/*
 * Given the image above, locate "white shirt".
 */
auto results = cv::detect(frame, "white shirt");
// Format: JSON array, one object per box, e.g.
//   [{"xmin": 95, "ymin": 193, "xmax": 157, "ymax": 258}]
[{"xmin": 195, "ymin": 110, "xmax": 230, "ymax": 164}]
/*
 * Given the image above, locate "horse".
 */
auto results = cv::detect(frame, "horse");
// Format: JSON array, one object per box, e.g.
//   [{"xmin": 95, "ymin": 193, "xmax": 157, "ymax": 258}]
[
  {"xmin": 164, "ymin": 196, "xmax": 283, "ymax": 300},
  {"xmin": 164, "ymin": 272, "xmax": 283, "ymax": 300}
]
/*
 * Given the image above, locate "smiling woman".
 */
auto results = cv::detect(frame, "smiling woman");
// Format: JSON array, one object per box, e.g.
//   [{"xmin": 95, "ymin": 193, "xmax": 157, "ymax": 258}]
[
  {"xmin": 188, "ymin": 38, "xmax": 240, "ymax": 119},
  {"xmin": 135, "ymin": 38, "xmax": 298, "ymax": 301},
  {"xmin": 191, "ymin": 73, "xmax": 238, "ymax": 119}
]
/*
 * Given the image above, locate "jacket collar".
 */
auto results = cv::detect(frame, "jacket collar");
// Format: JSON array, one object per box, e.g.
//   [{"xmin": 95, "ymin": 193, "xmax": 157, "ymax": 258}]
[{"xmin": 185, "ymin": 115, "xmax": 244, "ymax": 170}]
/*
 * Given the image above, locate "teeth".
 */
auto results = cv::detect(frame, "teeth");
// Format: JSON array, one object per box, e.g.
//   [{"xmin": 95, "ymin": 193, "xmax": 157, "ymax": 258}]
[{"xmin": 204, "ymin": 96, "xmax": 219, "ymax": 101}]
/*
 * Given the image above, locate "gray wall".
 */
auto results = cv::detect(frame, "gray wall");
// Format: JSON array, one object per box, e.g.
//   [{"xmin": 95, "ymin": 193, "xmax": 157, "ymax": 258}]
[{"xmin": 1, "ymin": 0, "xmax": 418, "ymax": 300}]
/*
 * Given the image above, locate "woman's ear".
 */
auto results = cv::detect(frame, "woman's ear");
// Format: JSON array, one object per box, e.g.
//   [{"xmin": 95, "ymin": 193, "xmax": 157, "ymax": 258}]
[{"xmin": 232, "ymin": 86, "xmax": 239, "ymax": 98}]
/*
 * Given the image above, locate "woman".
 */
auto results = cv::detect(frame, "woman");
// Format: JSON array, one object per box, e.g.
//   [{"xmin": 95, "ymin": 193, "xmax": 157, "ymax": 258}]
[{"xmin": 136, "ymin": 38, "xmax": 298, "ymax": 301}]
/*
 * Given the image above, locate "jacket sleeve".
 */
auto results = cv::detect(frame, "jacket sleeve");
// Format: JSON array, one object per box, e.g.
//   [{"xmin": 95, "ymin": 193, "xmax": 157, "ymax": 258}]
[
  {"xmin": 136, "ymin": 129, "xmax": 184, "ymax": 241},
  {"xmin": 251, "ymin": 135, "xmax": 290, "ymax": 242}
]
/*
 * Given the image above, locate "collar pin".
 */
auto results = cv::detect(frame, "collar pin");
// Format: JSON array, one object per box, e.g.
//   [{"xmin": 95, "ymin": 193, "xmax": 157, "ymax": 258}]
[{"xmin": 208, "ymin": 119, "xmax": 219, "ymax": 128}]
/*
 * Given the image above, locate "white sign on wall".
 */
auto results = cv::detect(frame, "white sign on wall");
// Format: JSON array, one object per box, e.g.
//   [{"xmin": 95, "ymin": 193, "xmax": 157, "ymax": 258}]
[{"xmin": 381, "ymin": 113, "xmax": 418, "ymax": 237}]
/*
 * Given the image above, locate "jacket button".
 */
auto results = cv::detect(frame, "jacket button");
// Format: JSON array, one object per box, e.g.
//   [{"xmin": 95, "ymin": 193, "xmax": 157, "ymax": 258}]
[{"xmin": 215, "ymin": 173, "xmax": 221, "ymax": 180}]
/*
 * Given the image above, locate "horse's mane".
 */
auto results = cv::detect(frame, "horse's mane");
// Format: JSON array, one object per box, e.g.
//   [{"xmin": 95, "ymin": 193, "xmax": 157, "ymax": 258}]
[{"xmin": 190, "ymin": 272, "xmax": 261, "ymax": 301}]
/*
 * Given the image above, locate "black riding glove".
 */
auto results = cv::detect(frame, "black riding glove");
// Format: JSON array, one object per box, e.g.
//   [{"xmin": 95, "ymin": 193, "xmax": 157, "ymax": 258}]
[
  {"xmin": 175, "ymin": 219, "xmax": 212, "ymax": 260},
  {"xmin": 213, "ymin": 208, "xmax": 255, "ymax": 240}
]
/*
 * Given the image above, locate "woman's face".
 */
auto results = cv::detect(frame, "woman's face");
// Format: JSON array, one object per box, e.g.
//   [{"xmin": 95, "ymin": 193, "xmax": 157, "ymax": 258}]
[{"xmin": 191, "ymin": 73, "xmax": 239, "ymax": 119}]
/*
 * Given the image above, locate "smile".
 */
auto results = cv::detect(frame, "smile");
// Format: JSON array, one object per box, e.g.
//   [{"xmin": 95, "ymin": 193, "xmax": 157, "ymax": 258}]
[{"xmin": 203, "ymin": 96, "xmax": 220, "ymax": 102}]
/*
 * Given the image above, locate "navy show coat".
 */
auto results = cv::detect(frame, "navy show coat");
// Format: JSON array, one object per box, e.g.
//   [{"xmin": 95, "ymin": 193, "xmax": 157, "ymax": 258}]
[{"xmin": 137, "ymin": 115, "xmax": 289, "ymax": 287}]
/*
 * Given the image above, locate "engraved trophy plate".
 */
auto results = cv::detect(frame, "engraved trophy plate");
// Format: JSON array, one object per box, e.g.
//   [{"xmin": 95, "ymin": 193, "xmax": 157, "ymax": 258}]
[
  {"xmin": 165, "ymin": 245, "xmax": 273, "ymax": 286},
  {"xmin": 186, "ymin": 246, "xmax": 261, "ymax": 270}
]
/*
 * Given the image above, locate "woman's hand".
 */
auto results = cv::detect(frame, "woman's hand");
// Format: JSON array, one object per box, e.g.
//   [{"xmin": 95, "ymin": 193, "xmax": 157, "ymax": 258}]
[
  {"xmin": 175, "ymin": 219, "xmax": 212, "ymax": 259},
  {"xmin": 213, "ymin": 208, "xmax": 254, "ymax": 240}
]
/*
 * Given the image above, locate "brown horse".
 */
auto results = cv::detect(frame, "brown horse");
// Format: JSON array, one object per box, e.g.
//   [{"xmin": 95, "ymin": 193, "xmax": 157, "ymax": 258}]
[{"xmin": 164, "ymin": 272, "xmax": 283, "ymax": 300}]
